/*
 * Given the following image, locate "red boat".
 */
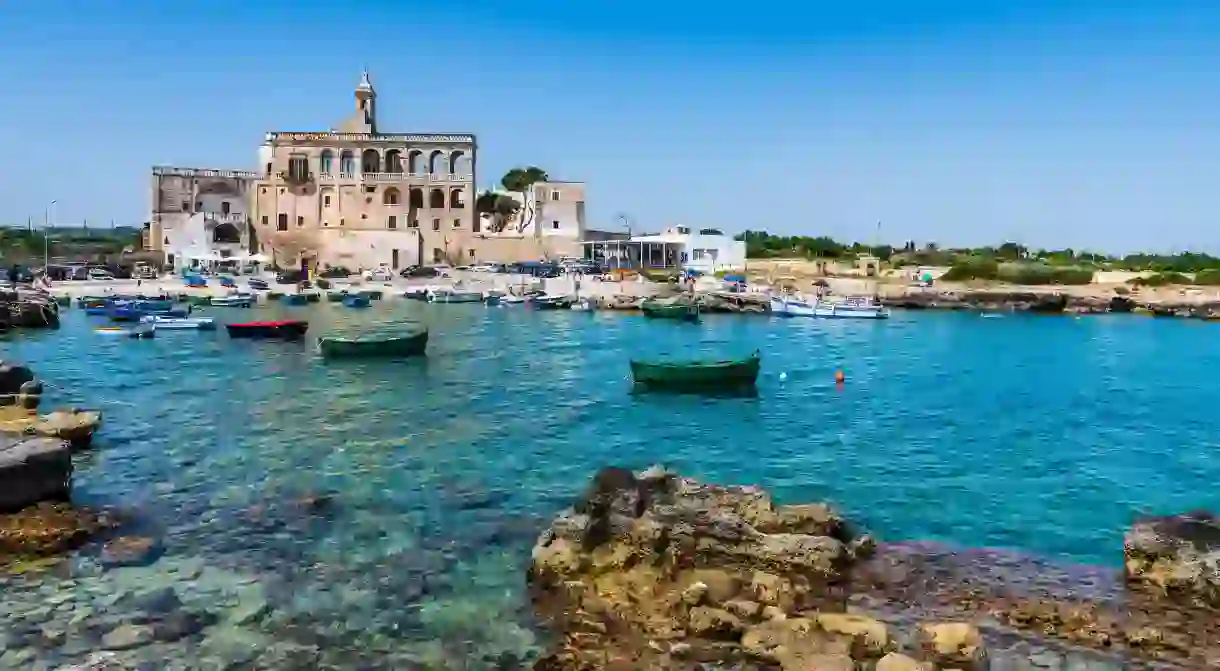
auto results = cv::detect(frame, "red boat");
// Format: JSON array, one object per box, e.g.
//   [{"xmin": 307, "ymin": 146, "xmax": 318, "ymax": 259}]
[{"xmin": 225, "ymin": 320, "xmax": 309, "ymax": 340}]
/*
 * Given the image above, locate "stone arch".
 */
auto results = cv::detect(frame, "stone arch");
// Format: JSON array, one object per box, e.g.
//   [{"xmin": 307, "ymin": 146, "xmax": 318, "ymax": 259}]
[
  {"xmin": 428, "ymin": 188, "xmax": 445, "ymax": 209},
  {"xmin": 408, "ymin": 188, "xmax": 424, "ymax": 209},
  {"xmin": 361, "ymin": 149, "xmax": 381, "ymax": 174},
  {"xmin": 407, "ymin": 150, "xmax": 423, "ymax": 174},
  {"xmin": 449, "ymin": 150, "xmax": 467, "ymax": 175},
  {"xmin": 383, "ymin": 187, "xmax": 401, "ymax": 206},
  {"xmin": 340, "ymin": 150, "xmax": 355, "ymax": 176},
  {"xmin": 385, "ymin": 150, "xmax": 402, "ymax": 173},
  {"xmin": 449, "ymin": 187, "xmax": 465, "ymax": 208},
  {"xmin": 213, "ymin": 223, "xmax": 241, "ymax": 244},
  {"xmin": 320, "ymin": 150, "xmax": 334, "ymax": 175},
  {"xmin": 428, "ymin": 150, "xmax": 446, "ymax": 175}
]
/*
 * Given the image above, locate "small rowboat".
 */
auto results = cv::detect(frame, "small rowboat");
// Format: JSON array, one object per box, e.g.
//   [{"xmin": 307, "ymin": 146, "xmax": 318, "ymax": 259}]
[
  {"xmin": 342, "ymin": 295, "xmax": 371, "ymax": 308},
  {"xmin": 225, "ymin": 320, "xmax": 308, "ymax": 340},
  {"xmin": 96, "ymin": 325, "xmax": 156, "ymax": 339},
  {"xmin": 211, "ymin": 294, "xmax": 254, "ymax": 308},
  {"xmin": 281, "ymin": 294, "xmax": 309, "ymax": 306},
  {"xmin": 640, "ymin": 299, "xmax": 699, "ymax": 322},
  {"xmin": 630, "ymin": 350, "xmax": 760, "ymax": 393},
  {"xmin": 318, "ymin": 328, "xmax": 428, "ymax": 359},
  {"xmin": 140, "ymin": 316, "xmax": 217, "ymax": 330}
]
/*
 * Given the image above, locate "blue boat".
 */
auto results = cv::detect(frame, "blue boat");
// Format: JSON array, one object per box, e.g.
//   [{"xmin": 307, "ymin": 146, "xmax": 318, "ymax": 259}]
[
  {"xmin": 282, "ymin": 294, "xmax": 308, "ymax": 306},
  {"xmin": 342, "ymin": 295, "xmax": 371, "ymax": 308}
]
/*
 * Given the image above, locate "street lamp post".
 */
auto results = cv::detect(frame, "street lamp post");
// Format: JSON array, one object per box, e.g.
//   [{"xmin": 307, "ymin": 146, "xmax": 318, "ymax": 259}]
[{"xmin": 43, "ymin": 200, "xmax": 57, "ymax": 269}]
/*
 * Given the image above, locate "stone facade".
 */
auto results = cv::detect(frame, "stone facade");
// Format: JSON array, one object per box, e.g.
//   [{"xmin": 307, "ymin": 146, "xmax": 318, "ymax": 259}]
[
  {"xmin": 149, "ymin": 167, "xmax": 258, "ymax": 269},
  {"xmin": 249, "ymin": 72, "xmax": 478, "ymax": 272}
]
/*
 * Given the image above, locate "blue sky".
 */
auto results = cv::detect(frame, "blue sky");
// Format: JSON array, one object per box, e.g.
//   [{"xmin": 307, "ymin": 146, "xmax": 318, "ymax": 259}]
[{"xmin": 2, "ymin": 0, "xmax": 1219, "ymax": 252}]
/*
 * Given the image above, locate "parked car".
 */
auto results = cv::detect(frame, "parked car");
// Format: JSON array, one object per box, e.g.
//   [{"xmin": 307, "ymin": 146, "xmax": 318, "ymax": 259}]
[
  {"xmin": 363, "ymin": 267, "xmax": 395, "ymax": 282},
  {"xmin": 275, "ymin": 270, "xmax": 304, "ymax": 284},
  {"xmin": 87, "ymin": 268, "xmax": 115, "ymax": 281},
  {"xmin": 320, "ymin": 265, "xmax": 352, "ymax": 279},
  {"xmin": 400, "ymin": 265, "xmax": 451, "ymax": 279},
  {"xmin": 468, "ymin": 263, "xmax": 499, "ymax": 273}
]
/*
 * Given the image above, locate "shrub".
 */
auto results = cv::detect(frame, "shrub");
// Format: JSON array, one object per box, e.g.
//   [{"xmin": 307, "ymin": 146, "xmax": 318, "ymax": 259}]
[
  {"xmin": 1001, "ymin": 265, "xmax": 1093, "ymax": 285},
  {"xmin": 940, "ymin": 259, "xmax": 1000, "ymax": 282},
  {"xmin": 1129, "ymin": 272, "xmax": 1192, "ymax": 287},
  {"xmin": 1194, "ymin": 269, "xmax": 1220, "ymax": 285}
]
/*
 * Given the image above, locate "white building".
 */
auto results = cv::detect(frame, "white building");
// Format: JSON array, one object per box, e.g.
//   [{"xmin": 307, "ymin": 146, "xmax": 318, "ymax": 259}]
[
  {"xmin": 582, "ymin": 226, "xmax": 745, "ymax": 272},
  {"xmin": 150, "ymin": 167, "xmax": 258, "ymax": 271}
]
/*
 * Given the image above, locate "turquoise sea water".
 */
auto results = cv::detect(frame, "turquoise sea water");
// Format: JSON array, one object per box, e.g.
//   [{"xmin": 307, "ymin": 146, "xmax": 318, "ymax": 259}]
[{"xmin": 4, "ymin": 303, "xmax": 1220, "ymax": 666}]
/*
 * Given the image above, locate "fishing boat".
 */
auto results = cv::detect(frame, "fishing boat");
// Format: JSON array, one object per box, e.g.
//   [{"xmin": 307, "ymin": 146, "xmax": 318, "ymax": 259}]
[
  {"xmin": 499, "ymin": 294, "xmax": 526, "ymax": 306},
  {"xmin": 769, "ymin": 294, "xmax": 889, "ymax": 319},
  {"xmin": 571, "ymin": 298, "xmax": 596, "ymax": 311},
  {"xmin": 640, "ymin": 298, "xmax": 699, "ymax": 321},
  {"xmin": 225, "ymin": 320, "xmax": 309, "ymax": 340},
  {"xmin": 96, "ymin": 325, "xmax": 155, "ymax": 339},
  {"xmin": 357, "ymin": 289, "xmax": 383, "ymax": 301},
  {"xmin": 247, "ymin": 278, "xmax": 270, "ymax": 291},
  {"xmin": 185, "ymin": 295, "xmax": 213, "ymax": 307},
  {"xmin": 342, "ymin": 295, "xmax": 371, "ymax": 308},
  {"xmin": 211, "ymin": 293, "xmax": 254, "ymax": 308},
  {"xmin": 318, "ymin": 328, "xmax": 428, "ymax": 359},
  {"xmin": 304, "ymin": 292, "xmax": 322, "ymax": 303},
  {"xmin": 281, "ymin": 294, "xmax": 308, "ymax": 306},
  {"xmin": 139, "ymin": 315, "xmax": 217, "ymax": 330},
  {"xmin": 428, "ymin": 288, "xmax": 483, "ymax": 303},
  {"xmin": 630, "ymin": 350, "xmax": 761, "ymax": 392},
  {"xmin": 403, "ymin": 287, "xmax": 431, "ymax": 301},
  {"xmin": 326, "ymin": 291, "xmax": 347, "ymax": 302},
  {"xmin": 529, "ymin": 294, "xmax": 572, "ymax": 310}
]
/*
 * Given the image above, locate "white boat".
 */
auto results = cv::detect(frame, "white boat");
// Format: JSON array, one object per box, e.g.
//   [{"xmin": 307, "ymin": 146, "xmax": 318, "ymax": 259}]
[
  {"xmin": 139, "ymin": 315, "xmax": 217, "ymax": 330},
  {"xmin": 428, "ymin": 288, "xmax": 484, "ymax": 303},
  {"xmin": 211, "ymin": 293, "xmax": 254, "ymax": 307},
  {"xmin": 770, "ymin": 295, "xmax": 889, "ymax": 319},
  {"xmin": 499, "ymin": 294, "xmax": 526, "ymax": 305},
  {"xmin": 570, "ymin": 298, "xmax": 596, "ymax": 311}
]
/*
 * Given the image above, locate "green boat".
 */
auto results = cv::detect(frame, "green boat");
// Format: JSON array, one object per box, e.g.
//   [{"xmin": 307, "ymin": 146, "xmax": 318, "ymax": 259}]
[
  {"xmin": 185, "ymin": 295, "xmax": 212, "ymax": 307},
  {"xmin": 326, "ymin": 291, "xmax": 347, "ymax": 302},
  {"xmin": 640, "ymin": 299, "xmax": 699, "ymax": 322},
  {"xmin": 318, "ymin": 329, "xmax": 429, "ymax": 359},
  {"xmin": 630, "ymin": 350, "xmax": 760, "ymax": 392}
]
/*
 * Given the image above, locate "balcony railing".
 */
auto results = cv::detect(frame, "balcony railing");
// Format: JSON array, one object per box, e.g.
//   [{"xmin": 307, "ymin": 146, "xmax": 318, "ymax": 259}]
[
  {"xmin": 316, "ymin": 172, "xmax": 474, "ymax": 182},
  {"xmin": 202, "ymin": 213, "xmax": 247, "ymax": 225}
]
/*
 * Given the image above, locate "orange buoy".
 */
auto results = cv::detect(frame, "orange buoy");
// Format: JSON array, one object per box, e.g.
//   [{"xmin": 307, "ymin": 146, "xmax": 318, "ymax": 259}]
[{"xmin": 834, "ymin": 370, "xmax": 846, "ymax": 383}]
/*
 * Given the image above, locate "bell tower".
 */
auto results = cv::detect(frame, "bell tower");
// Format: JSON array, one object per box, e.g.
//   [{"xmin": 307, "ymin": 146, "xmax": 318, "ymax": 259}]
[{"xmin": 354, "ymin": 70, "xmax": 376, "ymax": 134}]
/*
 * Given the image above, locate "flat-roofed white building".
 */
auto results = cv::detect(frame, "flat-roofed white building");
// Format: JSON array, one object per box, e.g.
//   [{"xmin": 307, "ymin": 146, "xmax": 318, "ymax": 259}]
[{"xmin": 581, "ymin": 226, "xmax": 746, "ymax": 272}]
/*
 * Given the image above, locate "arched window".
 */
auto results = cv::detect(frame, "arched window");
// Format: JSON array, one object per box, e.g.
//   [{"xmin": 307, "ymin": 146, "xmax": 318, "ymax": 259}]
[
  {"xmin": 450, "ymin": 150, "xmax": 469, "ymax": 176},
  {"xmin": 428, "ymin": 188, "xmax": 445, "ymax": 209},
  {"xmin": 340, "ymin": 151, "xmax": 355, "ymax": 177},
  {"xmin": 428, "ymin": 150, "xmax": 446, "ymax": 175},
  {"xmin": 361, "ymin": 149, "xmax": 380, "ymax": 174},
  {"xmin": 320, "ymin": 150, "xmax": 334, "ymax": 175},
  {"xmin": 384, "ymin": 150, "xmax": 402, "ymax": 174},
  {"xmin": 449, "ymin": 188, "xmax": 465, "ymax": 208},
  {"xmin": 408, "ymin": 188, "xmax": 424, "ymax": 209},
  {"xmin": 213, "ymin": 223, "xmax": 241, "ymax": 244},
  {"xmin": 407, "ymin": 150, "xmax": 423, "ymax": 174},
  {"xmin": 383, "ymin": 187, "xmax": 401, "ymax": 205}
]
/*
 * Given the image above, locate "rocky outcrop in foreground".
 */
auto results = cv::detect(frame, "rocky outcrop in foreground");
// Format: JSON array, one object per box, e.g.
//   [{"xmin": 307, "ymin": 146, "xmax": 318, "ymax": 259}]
[
  {"xmin": 0, "ymin": 288, "xmax": 60, "ymax": 329},
  {"xmin": 528, "ymin": 466, "xmax": 982, "ymax": 670},
  {"xmin": 530, "ymin": 467, "xmax": 1220, "ymax": 670}
]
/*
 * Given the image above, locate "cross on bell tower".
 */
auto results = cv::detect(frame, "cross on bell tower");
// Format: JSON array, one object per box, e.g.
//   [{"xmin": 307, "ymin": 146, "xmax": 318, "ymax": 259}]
[{"xmin": 354, "ymin": 69, "xmax": 376, "ymax": 134}]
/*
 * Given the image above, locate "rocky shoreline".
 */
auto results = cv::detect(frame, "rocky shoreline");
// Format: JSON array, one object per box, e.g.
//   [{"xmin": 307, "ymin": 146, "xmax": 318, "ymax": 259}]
[{"xmin": 527, "ymin": 467, "xmax": 1220, "ymax": 670}]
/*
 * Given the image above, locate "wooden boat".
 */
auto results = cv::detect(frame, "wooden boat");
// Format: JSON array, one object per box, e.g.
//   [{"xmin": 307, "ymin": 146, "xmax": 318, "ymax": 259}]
[
  {"xmin": 55, "ymin": 296, "xmax": 71, "ymax": 307},
  {"xmin": 530, "ymin": 294, "xmax": 572, "ymax": 310},
  {"xmin": 248, "ymin": 279, "xmax": 270, "ymax": 291},
  {"xmin": 640, "ymin": 299, "xmax": 699, "ymax": 322},
  {"xmin": 770, "ymin": 295, "xmax": 889, "ymax": 319},
  {"xmin": 342, "ymin": 295, "xmax": 371, "ymax": 308},
  {"xmin": 304, "ymin": 292, "xmax": 322, "ymax": 303},
  {"xmin": 358, "ymin": 289, "xmax": 383, "ymax": 301},
  {"xmin": 281, "ymin": 294, "xmax": 308, "ymax": 306},
  {"xmin": 326, "ymin": 291, "xmax": 347, "ymax": 302},
  {"xmin": 140, "ymin": 315, "xmax": 217, "ymax": 330},
  {"xmin": 186, "ymin": 295, "xmax": 213, "ymax": 307},
  {"xmin": 95, "ymin": 325, "xmax": 155, "ymax": 339},
  {"xmin": 429, "ymin": 288, "xmax": 483, "ymax": 303},
  {"xmin": 318, "ymin": 329, "xmax": 428, "ymax": 359},
  {"xmin": 225, "ymin": 320, "xmax": 309, "ymax": 340},
  {"xmin": 211, "ymin": 293, "xmax": 254, "ymax": 308},
  {"xmin": 630, "ymin": 350, "xmax": 761, "ymax": 392}
]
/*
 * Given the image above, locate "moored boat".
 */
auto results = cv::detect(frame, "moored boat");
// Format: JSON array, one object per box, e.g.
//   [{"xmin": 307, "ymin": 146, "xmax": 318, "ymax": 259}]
[
  {"xmin": 428, "ymin": 288, "xmax": 483, "ymax": 303},
  {"xmin": 640, "ymin": 299, "xmax": 699, "ymax": 321},
  {"xmin": 281, "ymin": 294, "xmax": 308, "ymax": 306},
  {"xmin": 140, "ymin": 315, "xmax": 217, "ymax": 330},
  {"xmin": 318, "ymin": 328, "xmax": 428, "ymax": 359},
  {"xmin": 769, "ymin": 294, "xmax": 889, "ymax": 319},
  {"xmin": 530, "ymin": 294, "xmax": 573, "ymax": 310},
  {"xmin": 225, "ymin": 320, "xmax": 309, "ymax": 340},
  {"xmin": 342, "ymin": 295, "xmax": 371, "ymax": 308},
  {"xmin": 96, "ymin": 325, "xmax": 156, "ymax": 339},
  {"xmin": 211, "ymin": 293, "xmax": 254, "ymax": 308},
  {"xmin": 630, "ymin": 350, "xmax": 761, "ymax": 392},
  {"xmin": 326, "ymin": 291, "xmax": 347, "ymax": 302}
]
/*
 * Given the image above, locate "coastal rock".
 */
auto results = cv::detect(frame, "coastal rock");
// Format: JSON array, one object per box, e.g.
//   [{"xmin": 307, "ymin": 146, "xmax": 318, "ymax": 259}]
[
  {"xmin": 0, "ymin": 362, "xmax": 35, "ymax": 402},
  {"xmin": 1124, "ymin": 510, "xmax": 1220, "ymax": 605},
  {"xmin": 0, "ymin": 434, "xmax": 72, "ymax": 512},
  {"xmin": 528, "ymin": 466, "xmax": 864, "ymax": 668},
  {"xmin": 916, "ymin": 621, "xmax": 988, "ymax": 670},
  {"xmin": 0, "ymin": 407, "xmax": 102, "ymax": 448},
  {"xmin": 0, "ymin": 502, "xmax": 120, "ymax": 557}
]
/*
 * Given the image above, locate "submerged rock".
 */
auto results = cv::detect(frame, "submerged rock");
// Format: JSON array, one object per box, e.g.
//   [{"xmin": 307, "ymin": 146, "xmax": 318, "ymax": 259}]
[
  {"xmin": 99, "ymin": 535, "xmax": 162, "ymax": 568},
  {"xmin": 0, "ymin": 502, "xmax": 121, "ymax": 558},
  {"xmin": 0, "ymin": 407, "xmax": 102, "ymax": 448}
]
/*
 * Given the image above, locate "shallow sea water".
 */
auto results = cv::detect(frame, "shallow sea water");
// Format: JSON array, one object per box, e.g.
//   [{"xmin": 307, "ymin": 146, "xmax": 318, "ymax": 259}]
[{"xmin": 3, "ymin": 302, "xmax": 1220, "ymax": 668}]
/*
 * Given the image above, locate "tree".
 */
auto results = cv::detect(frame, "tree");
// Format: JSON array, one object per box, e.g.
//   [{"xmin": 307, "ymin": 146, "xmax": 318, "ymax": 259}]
[
  {"xmin": 476, "ymin": 190, "xmax": 522, "ymax": 233},
  {"xmin": 500, "ymin": 166, "xmax": 548, "ymax": 193}
]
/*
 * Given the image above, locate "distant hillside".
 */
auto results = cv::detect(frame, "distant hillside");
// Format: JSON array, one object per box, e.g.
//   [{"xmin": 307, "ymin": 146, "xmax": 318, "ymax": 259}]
[{"xmin": 0, "ymin": 226, "xmax": 144, "ymax": 263}]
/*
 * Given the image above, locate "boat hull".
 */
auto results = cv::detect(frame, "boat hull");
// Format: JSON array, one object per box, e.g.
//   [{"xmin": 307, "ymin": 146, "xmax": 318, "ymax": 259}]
[
  {"xmin": 226, "ymin": 321, "xmax": 308, "ymax": 340},
  {"xmin": 429, "ymin": 292, "xmax": 483, "ymax": 303},
  {"xmin": 342, "ymin": 296, "xmax": 371, "ymax": 308},
  {"xmin": 641, "ymin": 300, "xmax": 699, "ymax": 321},
  {"xmin": 281, "ymin": 295, "xmax": 308, "ymax": 306},
  {"xmin": 318, "ymin": 330, "xmax": 428, "ymax": 358},
  {"xmin": 770, "ymin": 297, "xmax": 889, "ymax": 319},
  {"xmin": 140, "ymin": 316, "xmax": 216, "ymax": 330},
  {"xmin": 630, "ymin": 352, "xmax": 760, "ymax": 392}
]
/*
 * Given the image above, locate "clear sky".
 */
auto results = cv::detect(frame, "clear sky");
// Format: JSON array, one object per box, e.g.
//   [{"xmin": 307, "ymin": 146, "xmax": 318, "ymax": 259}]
[{"xmin": 2, "ymin": 0, "xmax": 1219, "ymax": 253}]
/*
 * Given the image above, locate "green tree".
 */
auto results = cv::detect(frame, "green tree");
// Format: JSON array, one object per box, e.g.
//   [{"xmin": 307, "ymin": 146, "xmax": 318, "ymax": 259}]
[
  {"xmin": 500, "ymin": 166, "xmax": 549, "ymax": 193},
  {"xmin": 476, "ymin": 190, "xmax": 522, "ymax": 233}
]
